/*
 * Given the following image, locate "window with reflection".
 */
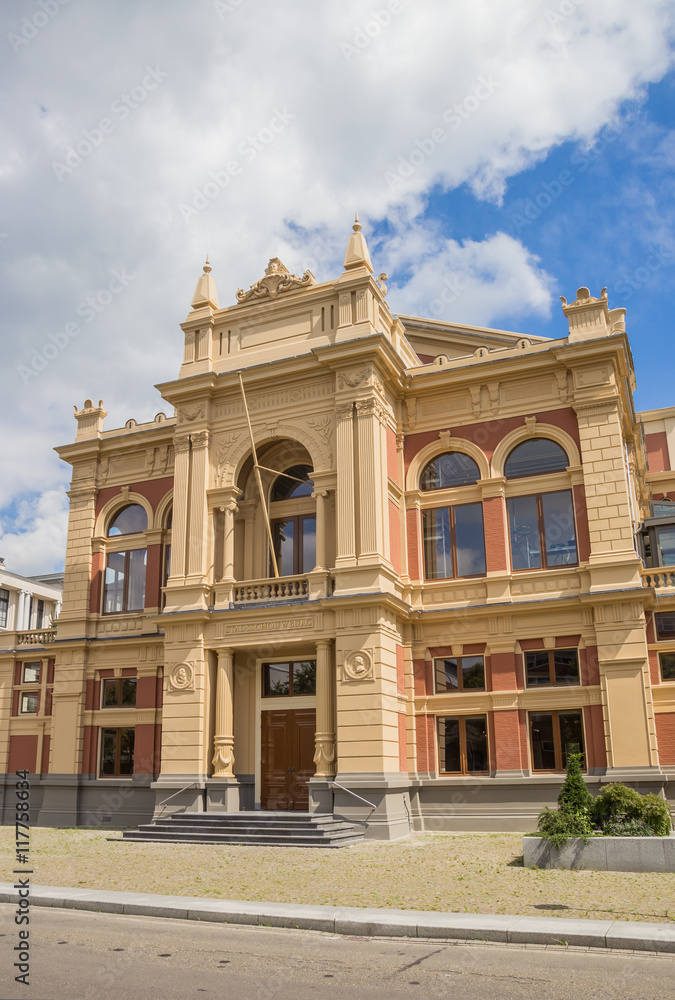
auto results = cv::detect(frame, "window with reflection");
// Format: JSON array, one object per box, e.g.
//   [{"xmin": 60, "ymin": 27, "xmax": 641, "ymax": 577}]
[
  {"xmin": 420, "ymin": 452, "xmax": 480, "ymax": 490},
  {"xmin": 100, "ymin": 727, "xmax": 135, "ymax": 776},
  {"xmin": 422, "ymin": 503, "xmax": 486, "ymax": 579},
  {"xmin": 438, "ymin": 715, "xmax": 489, "ymax": 774},
  {"xmin": 659, "ymin": 653, "xmax": 675, "ymax": 681},
  {"xmin": 262, "ymin": 660, "xmax": 316, "ymax": 697},
  {"xmin": 271, "ymin": 465, "xmax": 314, "ymax": 500},
  {"xmin": 107, "ymin": 504, "xmax": 148, "ymax": 536},
  {"xmin": 505, "ymin": 438, "xmax": 569, "ymax": 479},
  {"xmin": 656, "ymin": 612, "xmax": 675, "ymax": 640},
  {"xmin": 0, "ymin": 588, "xmax": 8, "ymax": 628},
  {"xmin": 530, "ymin": 710, "xmax": 584, "ymax": 771},
  {"xmin": 525, "ymin": 649, "xmax": 579, "ymax": 687},
  {"xmin": 20, "ymin": 692, "xmax": 39, "ymax": 714},
  {"xmin": 507, "ymin": 490, "xmax": 577, "ymax": 570},
  {"xmin": 269, "ymin": 466, "xmax": 316, "ymax": 576},
  {"xmin": 22, "ymin": 662, "xmax": 41, "ymax": 684},
  {"xmin": 101, "ymin": 678, "xmax": 137, "ymax": 708},
  {"xmin": 103, "ymin": 549, "xmax": 147, "ymax": 613},
  {"xmin": 434, "ymin": 656, "xmax": 485, "ymax": 692}
]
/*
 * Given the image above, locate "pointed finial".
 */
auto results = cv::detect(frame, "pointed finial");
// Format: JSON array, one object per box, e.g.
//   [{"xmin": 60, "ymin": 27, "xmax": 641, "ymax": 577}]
[
  {"xmin": 203, "ymin": 254, "xmax": 212, "ymax": 274},
  {"xmin": 191, "ymin": 255, "xmax": 219, "ymax": 309},
  {"xmin": 343, "ymin": 212, "xmax": 373, "ymax": 274},
  {"xmin": 353, "ymin": 212, "xmax": 362, "ymax": 233}
]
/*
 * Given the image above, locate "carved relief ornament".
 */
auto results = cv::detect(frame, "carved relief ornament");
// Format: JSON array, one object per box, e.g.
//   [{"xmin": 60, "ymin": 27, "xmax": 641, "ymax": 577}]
[
  {"xmin": 236, "ymin": 257, "xmax": 315, "ymax": 303},
  {"xmin": 343, "ymin": 649, "xmax": 374, "ymax": 681},
  {"xmin": 168, "ymin": 662, "xmax": 195, "ymax": 691}
]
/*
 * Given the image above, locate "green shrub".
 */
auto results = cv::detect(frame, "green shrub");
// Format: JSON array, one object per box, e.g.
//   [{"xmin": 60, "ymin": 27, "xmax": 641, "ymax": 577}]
[
  {"xmin": 602, "ymin": 818, "xmax": 652, "ymax": 837},
  {"xmin": 592, "ymin": 783, "xmax": 643, "ymax": 828},
  {"xmin": 537, "ymin": 806, "xmax": 593, "ymax": 850},
  {"xmin": 557, "ymin": 753, "xmax": 594, "ymax": 814},
  {"xmin": 641, "ymin": 794, "xmax": 672, "ymax": 836}
]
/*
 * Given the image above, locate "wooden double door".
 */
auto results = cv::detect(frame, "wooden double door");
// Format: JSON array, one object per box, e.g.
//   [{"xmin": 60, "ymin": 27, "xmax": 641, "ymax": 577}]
[{"xmin": 261, "ymin": 708, "xmax": 316, "ymax": 810}]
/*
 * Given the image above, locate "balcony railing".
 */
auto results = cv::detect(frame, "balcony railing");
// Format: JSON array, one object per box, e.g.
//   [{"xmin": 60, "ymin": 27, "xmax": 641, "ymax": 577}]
[
  {"xmin": 234, "ymin": 575, "xmax": 310, "ymax": 604},
  {"xmin": 16, "ymin": 628, "xmax": 57, "ymax": 645}
]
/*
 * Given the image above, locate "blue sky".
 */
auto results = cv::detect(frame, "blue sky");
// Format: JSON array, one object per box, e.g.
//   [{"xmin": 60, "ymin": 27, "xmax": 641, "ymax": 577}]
[{"xmin": 1, "ymin": 1, "xmax": 675, "ymax": 574}]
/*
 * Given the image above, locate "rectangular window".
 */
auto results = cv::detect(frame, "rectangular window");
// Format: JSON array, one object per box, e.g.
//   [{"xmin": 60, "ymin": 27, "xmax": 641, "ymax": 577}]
[
  {"xmin": 530, "ymin": 710, "xmax": 585, "ymax": 772},
  {"xmin": 271, "ymin": 516, "xmax": 316, "ymax": 575},
  {"xmin": 437, "ymin": 715, "xmax": 489, "ymax": 774},
  {"xmin": 0, "ymin": 588, "xmax": 8, "ymax": 628},
  {"xmin": 434, "ymin": 655, "xmax": 485, "ymax": 692},
  {"xmin": 101, "ymin": 678, "xmax": 137, "ymax": 708},
  {"xmin": 99, "ymin": 727, "xmax": 135, "ymax": 776},
  {"xmin": 508, "ymin": 490, "xmax": 577, "ymax": 570},
  {"xmin": 655, "ymin": 612, "xmax": 675, "ymax": 640},
  {"xmin": 422, "ymin": 502, "xmax": 486, "ymax": 580},
  {"xmin": 36, "ymin": 599, "xmax": 44, "ymax": 628},
  {"xmin": 656, "ymin": 527, "xmax": 675, "ymax": 566},
  {"xmin": 660, "ymin": 652, "xmax": 675, "ymax": 681},
  {"xmin": 22, "ymin": 662, "xmax": 41, "ymax": 684},
  {"xmin": 262, "ymin": 660, "xmax": 316, "ymax": 697},
  {"xmin": 525, "ymin": 649, "xmax": 579, "ymax": 687},
  {"xmin": 20, "ymin": 692, "xmax": 39, "ymax": 714},
  {"xmin": 103, "ymin": 549, "xmax": 147, "ymax": 613}
]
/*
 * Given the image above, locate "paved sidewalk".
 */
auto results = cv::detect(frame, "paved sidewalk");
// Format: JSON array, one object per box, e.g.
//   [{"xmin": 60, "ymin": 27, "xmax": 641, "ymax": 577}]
[{"xmin": 2, "ymin": 883, "xmax": 675, "ymax": 953}]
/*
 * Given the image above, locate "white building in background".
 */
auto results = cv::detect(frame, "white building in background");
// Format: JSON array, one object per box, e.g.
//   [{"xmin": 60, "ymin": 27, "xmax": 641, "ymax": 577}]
[{"xmin": 0, "ymin": 559, "xmax": 62, "ymax": 633}]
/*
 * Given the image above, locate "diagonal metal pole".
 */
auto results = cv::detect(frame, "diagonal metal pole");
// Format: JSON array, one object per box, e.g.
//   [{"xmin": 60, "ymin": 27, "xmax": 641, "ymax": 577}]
[{"xmin": 237, "ymin": 371, "xmax": 279, "ymax": 578}]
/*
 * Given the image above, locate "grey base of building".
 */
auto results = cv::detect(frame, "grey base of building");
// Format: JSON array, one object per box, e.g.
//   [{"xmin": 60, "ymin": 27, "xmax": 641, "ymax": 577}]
[{"xmin": 2, "ymin": 769, "xmax": 673, "ymax": 837}]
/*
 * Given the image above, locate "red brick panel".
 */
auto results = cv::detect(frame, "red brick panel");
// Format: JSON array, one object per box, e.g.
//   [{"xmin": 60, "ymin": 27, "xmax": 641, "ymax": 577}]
[
  {"xmin": 396, "ymin": 644, "xmax": 405, "ymax": 696},
  {"xmin": 398, "ymin": 713, "xmax": 408, "ymax": 772},
  {"xmin": 648, "ymin": 649, "xmax": 661, "ymax": 686},
  {"xmin": 490, "ymin": 651, "xmax": 519, "ymax": 691},
  {"xmin": 492, "ymin": 710, "xmax": 527, "ymax": 770},
  {"xmin": 415, "ymin": 714, "xmax": 436, "ymax": 772},
  {"xmin": 386, "ymin": 427, "xmax": 399, "ymax": 484},
  {"xmin": 583, "ymin": 705, "xmax": 607, "ymax": 769},
  {"xmin": 95, "ymin": 476, "xmax": 174, "ymax": 517},
  {"xmin": 11, "ymin": 690, "xmax": 20, "ymax": 717},
  {"xmin": 406, "ymin": 508, "xmax": 421, "ymax": 580},
  {"xmin": 89, "ymin": 549, "xmax": 104, "ymax": 613},
  {"xmin": 137, "ymin": 675, "xmax": 157, "ymax": 709},
  {"xmin": 81, "ymin": 726, "xmax": 98, "ymax": 775},
  {"xmin": 413, "ymin": 658, "xmax": 431, "ymax": 696},
  {"xmin": 44, "ymin": 689, "xmax": 53, "ymax": 716},
  {"xmin": 520, "ymin": 638, "xmax": 545, "ymax": 650},
  {"xmin": 8, "ymin": 735, "xmax": 38, "ymax": 774},
  {"xmin": 483, "ymin": 496, "xmax": 508, "ymax": 572},
  {"xmin": 646, "ymin": 431, "xmax": 670, "ymax": 473},
  {"xmin": 646, "ymin": 613, "xmax": 656, "ymax": 644},
  {"xmin": 462, "ymin": 642, "xmax": 487, "ymax": 655},
  {"xmin": 556, "ymin": 634, "xmax": 581, "ymax": 648},
  {"xmin": 388, "ymin": 500, "xmax": 401, "ymax": 576},
  {"xmin": 134, "ymin": 724, "xmax": 161, "ymax": 775},
  {"xmin": 121, "ymin": 668, "xmax": 137, "ymax": 678},
  {"xmin": 156, "ymin": 670, "xmax": 163, "ymax": 709},
  {"xmin": 655, "ymin": 713, "xmax": 675, "ymax": 765},
  {"xmin": 47, "ymin": 659, "xmax": 55, "ymax": 684},
  {"xmin": 581, "ymin": 646, "xmax": 600, "ymax": 687},
  {"xmin": 85, "ymin": 679, "xmax": 96, "ymax": 711},
  {"xmin": 153, "ymin": 723, "xmax": 162, "ymax": 769},
  {"xmin": 572, "ymin": 484, "xmax": 591, "ymax": 563},
  {"xmin": 13, "ymin": 662, "xmax": 21, "ymax": 686},
  {"xmin": 40, "ymin": 735, "xmax": 51, "ymax": 775}
]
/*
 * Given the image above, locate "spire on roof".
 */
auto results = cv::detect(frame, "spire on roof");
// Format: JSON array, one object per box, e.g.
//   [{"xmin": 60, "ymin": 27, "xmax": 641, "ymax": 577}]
[
  {"xmin": 191, "ymin": 254, "xmax": 219, "ymax": 310},
  {"xmin": 343, "ymin": 212, "xmax": 373, "ymax": 273}
]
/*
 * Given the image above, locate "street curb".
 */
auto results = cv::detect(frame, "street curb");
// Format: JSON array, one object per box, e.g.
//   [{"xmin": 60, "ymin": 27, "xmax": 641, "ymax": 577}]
[{"xmin": 2, "ymin": 884, "xmax": 674, "ymax": 953}]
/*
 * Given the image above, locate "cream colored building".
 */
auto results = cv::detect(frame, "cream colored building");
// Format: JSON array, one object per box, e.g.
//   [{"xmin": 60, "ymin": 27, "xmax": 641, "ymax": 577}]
[{"xmin": 1, "ymin": 220, "xmax": 673, "ymax": 837}]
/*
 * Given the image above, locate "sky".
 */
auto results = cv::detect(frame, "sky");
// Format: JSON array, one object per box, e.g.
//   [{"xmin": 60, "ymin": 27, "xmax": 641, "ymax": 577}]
[{"xmin": 2, "ymin": 0, "xmax": 675, "ymax": 575}]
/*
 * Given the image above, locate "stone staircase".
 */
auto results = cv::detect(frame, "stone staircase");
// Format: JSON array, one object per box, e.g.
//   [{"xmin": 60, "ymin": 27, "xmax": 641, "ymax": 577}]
[{"xmin": 117, "ymin": 811, "xmax": 365, "ymax": 848}]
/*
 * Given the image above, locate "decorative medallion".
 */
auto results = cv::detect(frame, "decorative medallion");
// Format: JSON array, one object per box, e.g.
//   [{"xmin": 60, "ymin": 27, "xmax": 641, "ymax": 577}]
[
  {"xmin": 235, "ymin": 258, "xmax": 315, "ymax": 303},
  {"xmin": 343, "ymin": 649, "xmax": 373, "ymax": 681},
  {"xmin": 168, "ymin": 662, "xmax": 195, "ymax": 691}
]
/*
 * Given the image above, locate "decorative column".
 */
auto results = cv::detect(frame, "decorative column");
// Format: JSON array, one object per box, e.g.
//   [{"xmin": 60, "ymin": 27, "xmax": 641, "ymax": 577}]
[
  {"xmin": 355, "ymin": 398, "xmax": 386, "ymax": 558},
  {"xmin": 212, "ymin": 649, "xmax": 235, "ymax": 778},
  {"xmin": 335, "ymin": 402, "xmax": 356, "ymax": 565},
  {"xmin": 312, "ymin": 489, "xmax": 328, "ymax": 571},
  {"xmin": 188, "ymin": 430, "xmax": 209, "ymax": 578},
  {"xmin": 170, "ymin": 435, "xmax": 191, "ymax": 579},
  {"xmin": 313, "ymin": 639, "xmax": 336, "ymax": 777},
  {"xmin": 221, "ymin": 496, "xmax": 239, "ymax": 581}
]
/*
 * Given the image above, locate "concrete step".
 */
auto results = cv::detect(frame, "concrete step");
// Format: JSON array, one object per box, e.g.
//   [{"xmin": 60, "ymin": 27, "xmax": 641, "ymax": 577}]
[
  {"xmin": 137, "ymin": 823, "xmax": 359, "ymax": 837},
  {"xmin": 117, "ymin": 831, "xmax": 363, "ymax": 848}
]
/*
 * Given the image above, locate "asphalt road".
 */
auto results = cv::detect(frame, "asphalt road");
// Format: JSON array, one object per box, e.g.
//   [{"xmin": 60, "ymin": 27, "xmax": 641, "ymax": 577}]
[{"xmin": 1, "ymin": 905, "xmax": 674, "ymax": 1000}]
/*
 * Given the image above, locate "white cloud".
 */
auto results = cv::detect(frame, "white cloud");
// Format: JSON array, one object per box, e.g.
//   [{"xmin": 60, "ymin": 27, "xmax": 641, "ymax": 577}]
[
  {"xmin": 1, "ymin": 0, "xmax": 674, "ymax": 567},
  {"xmin": 0, "ymin": 489, "xmax": 68, "ymax": 576}
]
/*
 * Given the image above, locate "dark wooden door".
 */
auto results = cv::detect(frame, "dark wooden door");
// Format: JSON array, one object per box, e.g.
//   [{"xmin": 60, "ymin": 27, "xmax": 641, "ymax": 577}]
[{"xmin": 261, "ymin": 709, "xmax": 316, "ymax": 810}]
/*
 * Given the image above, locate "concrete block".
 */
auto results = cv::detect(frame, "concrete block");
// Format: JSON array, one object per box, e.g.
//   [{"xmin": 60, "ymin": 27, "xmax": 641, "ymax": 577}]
[
  {"xmin": 334, "ymin": 907, "xmax": 418, "ymax": 937},
  {"xmin": 605, "ymin": 920, "xmax": 675, "ymax": 953},
  {"xmin": 507, "ymin": 916, "xmax": 612, "ymax": 948},
  {"xmin": 415, "ymin": 912, "xmax": 514, "ymax": 942}
]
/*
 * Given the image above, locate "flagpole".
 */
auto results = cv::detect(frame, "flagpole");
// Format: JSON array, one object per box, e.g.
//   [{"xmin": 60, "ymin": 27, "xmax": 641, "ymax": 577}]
[{"xmin": 237, "ymin": 371, "xmax": 280, "ymax": 578}]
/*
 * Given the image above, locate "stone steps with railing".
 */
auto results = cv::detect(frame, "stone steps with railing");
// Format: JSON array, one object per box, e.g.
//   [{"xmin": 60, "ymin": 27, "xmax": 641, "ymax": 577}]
[{"xmin": 115, "ymin": 811, "xmax": 364, "ymax": 848}]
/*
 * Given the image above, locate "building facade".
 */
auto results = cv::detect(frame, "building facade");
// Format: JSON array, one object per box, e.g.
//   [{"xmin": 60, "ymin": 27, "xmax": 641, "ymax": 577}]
[{"xmin": 1, "ymin": 220, "xmax": 673, "ymax": 837}]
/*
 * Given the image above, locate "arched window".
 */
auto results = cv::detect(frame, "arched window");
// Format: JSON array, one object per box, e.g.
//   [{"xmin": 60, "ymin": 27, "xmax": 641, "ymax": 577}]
[
  {"xmin": 420, "ymin": 452, "xmax": 481, "ymax": 490},
  {"xmin": 271, "ymin": 465, "xmax": 314, "ymax": 500},
  {"xmin": 269, "ymin": 466, "xmax": 315, "ymax": 575},
  {"xmin": 107, "ymin": 504, "xmax": 148, "ymax": 536},
  {"xmin": 504, "ymin": 438, "xmax": 569, "ymax": 479},
  {"xmin": 103, "ymin": 504, "xmax": 147, "ymax": 614}
]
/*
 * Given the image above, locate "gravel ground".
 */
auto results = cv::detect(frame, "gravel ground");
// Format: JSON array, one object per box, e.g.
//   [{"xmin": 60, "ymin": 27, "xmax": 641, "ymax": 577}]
[{"xmin": 2, "ymin": 828, "xmax": 674, "ymax": 923}]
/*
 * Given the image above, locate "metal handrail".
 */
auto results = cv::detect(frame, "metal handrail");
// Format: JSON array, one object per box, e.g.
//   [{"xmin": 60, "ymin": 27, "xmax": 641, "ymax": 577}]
[
  {"xmin": 155, "ymin": 781, "xmax": 201, "ymax": 819},
  {"xmin": 329, "ymin": 780, "xmax": 377, "ymax": 827}
]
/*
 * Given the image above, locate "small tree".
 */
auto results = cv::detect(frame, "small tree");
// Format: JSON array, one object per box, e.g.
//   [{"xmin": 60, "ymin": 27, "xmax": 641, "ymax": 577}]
[
  {"xmin": 557, "ymin": 752, "xmax": 594, "ymax": 815},
  {"xmin": 536, "ymin": 752, "xmax": 593, "ymax": 849}
]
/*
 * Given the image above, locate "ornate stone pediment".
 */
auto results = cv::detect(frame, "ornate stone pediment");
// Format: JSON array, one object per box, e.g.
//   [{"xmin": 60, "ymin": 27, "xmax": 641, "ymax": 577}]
[{"xmin": 236, "ymin": 258, "xmax": 315, "ymax": 303}]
